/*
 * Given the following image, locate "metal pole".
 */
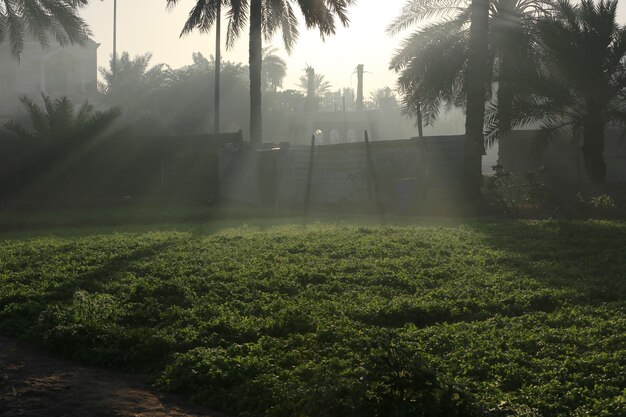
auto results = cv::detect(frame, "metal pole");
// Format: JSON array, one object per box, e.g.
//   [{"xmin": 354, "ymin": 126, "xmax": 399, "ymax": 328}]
[
  {"xmin": 214, "ymin": 0, "xmax": 221, "ymax": 134},
  {"xmin": 112, "ymin": 0, "xmax": 117, "ymax": 81}
]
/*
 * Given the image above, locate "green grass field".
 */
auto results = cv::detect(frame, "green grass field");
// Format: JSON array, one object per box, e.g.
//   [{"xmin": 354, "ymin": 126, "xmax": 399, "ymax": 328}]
[{"xmin": 0, "ymin": 209, "xmax": 624, "ymax": 416}]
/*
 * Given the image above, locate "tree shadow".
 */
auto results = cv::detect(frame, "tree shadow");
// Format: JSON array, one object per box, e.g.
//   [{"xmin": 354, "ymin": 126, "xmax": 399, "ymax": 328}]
[
  {"xmin": 467, "ymin": 220, "xmax": 626, "ymax": 305},
  {"xmin": 48, "ymin": 240, "xmax": 176, "ymax": 300}
]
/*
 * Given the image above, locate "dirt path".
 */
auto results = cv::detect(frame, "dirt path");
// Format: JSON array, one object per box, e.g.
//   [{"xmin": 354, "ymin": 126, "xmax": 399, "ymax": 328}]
[{"xmin": 0, "ymin": 336, "xmax": 224, "ymax": 417}]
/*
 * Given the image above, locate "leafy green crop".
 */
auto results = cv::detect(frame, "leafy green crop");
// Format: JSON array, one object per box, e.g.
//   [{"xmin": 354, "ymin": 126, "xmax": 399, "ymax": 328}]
[{"xmin": 1, "ymin": 217, "xmax": 624, "ymax": 416}]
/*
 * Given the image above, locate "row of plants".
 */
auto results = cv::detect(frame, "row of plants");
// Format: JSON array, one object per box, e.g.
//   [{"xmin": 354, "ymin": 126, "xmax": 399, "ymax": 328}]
[{"xmin": 1, "ymin": 220, "xmax": 624, "ymax": 416}]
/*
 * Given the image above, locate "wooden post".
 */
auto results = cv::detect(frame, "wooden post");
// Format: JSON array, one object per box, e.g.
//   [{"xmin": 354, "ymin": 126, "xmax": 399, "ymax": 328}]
[
  {"xmin": 304, "ymin": 134, "xmax": 315, "ymax": 213},
  {"xmin": 364, "ymin": 130, "xmax": 384, "ymax": 215}
]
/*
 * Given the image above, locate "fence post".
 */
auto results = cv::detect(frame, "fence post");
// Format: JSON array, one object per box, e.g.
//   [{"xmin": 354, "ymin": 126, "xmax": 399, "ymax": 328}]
[
  {"xmin": 304, "ymin": 134, "xmax": 316, "ymax": 213},
  {"xmin": 364, "ymin": 130, "xmax": 384, "ymax": 215}
]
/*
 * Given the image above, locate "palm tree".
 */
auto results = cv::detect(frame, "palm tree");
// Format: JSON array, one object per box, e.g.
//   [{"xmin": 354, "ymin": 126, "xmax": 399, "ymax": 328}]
[
  {"xmin": 464, "ymin": 0, "xmax": 490, "ymax": 196},
  {"xmin": 1, "ymin": 94, "xmax": 121, "ymax": 197},
  {"xmin": 3, "ymin": 94, "xmax": 120, "ymax": 144},
  {"xmin": 389, "ymin": 0, "xmax": 552, "ymax": 196},
  {"xmin": 0, "ymin": 0, "xmax": 91, "ymax": 58},
  {"xmin": 99, "ymin": 52, "xmax": 172, "ymax": 116},
  {"xmin": 389, "ymin": 0, "xmax": 550, "ymax": 130},
  {"xmin": 167, "ymin": 0, "xmax": 355, "ymax": 143},
  {"xmin": 262, "ymin": 46, "xmax": 287, "ymax": 92},
  {"xmin": 370, "ymin": 87, "xmax": 399, "ymax": 111},
  {"xmin": 297, "ymin": 71, "xmax": 332, "ymax": 97},
  {"xmin": 486, "ymin": 0, "xmax": 626, "ymax": 183}
]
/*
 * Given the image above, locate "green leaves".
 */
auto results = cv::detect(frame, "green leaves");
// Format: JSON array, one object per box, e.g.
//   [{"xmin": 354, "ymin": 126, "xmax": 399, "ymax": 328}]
[
  {"xmin": 0, "ymin": 219, "xmax": 625, "ymax": 416},
  {"xmin": 0, "ymin": 0, "xmax": 90, "ymax": 58}
]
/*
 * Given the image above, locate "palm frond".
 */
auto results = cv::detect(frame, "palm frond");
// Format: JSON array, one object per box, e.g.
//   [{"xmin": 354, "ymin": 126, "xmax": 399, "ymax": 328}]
[
  {"xmin": 19, "ymin": 96, "xmax": 50, "ymax": 138},
  {"xmin": 387, "ymin": 0, "xmax": 467, "ymax": 35}
]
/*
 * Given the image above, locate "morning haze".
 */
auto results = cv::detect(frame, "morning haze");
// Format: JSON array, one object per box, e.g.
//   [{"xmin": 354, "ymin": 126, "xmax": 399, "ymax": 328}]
[
  {"xmin": 1, "ymin": 1, "xmax": 626, "ymax": 416},
  {"xmin": 81, "ymin": 0, "xmax": 407, "ymax": 95}
]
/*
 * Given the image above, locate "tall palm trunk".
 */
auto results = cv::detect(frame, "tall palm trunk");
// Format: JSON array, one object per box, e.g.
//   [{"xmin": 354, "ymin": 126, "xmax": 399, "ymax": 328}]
[
  {"xmin": 496, "ymin": 0, "xmax": 521, "ymax": 138},
  {"xmin": 464, "ymin": 0, "xmax": 490, "ymax": 198},
  {"xmin": 497, "ymin": 53, "xmax": 515, "ymax": 135},
  {"xmin": 582, "ymin": 112, "xmax": 607, "ymax": 183},
  {"xmin": 249, "ymin": 0, "xmax": 263, "ymax": 144}
]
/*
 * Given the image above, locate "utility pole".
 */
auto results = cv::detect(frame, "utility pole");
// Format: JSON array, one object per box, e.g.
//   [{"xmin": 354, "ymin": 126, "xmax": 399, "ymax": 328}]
[
  {"xmin": 356, "ymin": 64, "xmax": 364, "ymax": 111},
  {"xmin": 214, "ymin": 0, "xmax": 221, "ymax": 134}
]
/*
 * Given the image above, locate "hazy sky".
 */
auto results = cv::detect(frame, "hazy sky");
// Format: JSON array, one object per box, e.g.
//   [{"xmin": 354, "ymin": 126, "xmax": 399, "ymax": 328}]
[
  {"xmin": 81, "ymin": 1, "xmax": 626, "ymax": 98},
  {"xmin": 81, "ymin": 1, "xmax": 408, "ymax": 97}
]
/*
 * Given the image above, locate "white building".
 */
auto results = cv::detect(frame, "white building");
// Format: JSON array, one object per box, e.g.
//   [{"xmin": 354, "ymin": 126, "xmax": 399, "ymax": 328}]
[{"xmin": 0, "ymin": 36, "xmax": 99, "ymax": 118}]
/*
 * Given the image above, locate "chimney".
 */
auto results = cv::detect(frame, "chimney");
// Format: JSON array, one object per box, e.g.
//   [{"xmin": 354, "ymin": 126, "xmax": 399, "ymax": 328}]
[{"xmin": 356, "ymin": 64, "xmax": 364, "ymax": 111}]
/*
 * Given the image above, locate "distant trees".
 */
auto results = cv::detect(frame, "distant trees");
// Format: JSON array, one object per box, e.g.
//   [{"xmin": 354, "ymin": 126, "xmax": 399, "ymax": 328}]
[
  {"xmin": 370, "ymin": 87, "xmax": 398, "ymax": 111},
  {"xmin": 98, "ymin": 52, "xmax": 172, "ymax": 119},
  {"xmin": 98, "ymin": 51, "xmax": 249, "ymax": 135},
  {"xmin": 167, "ymin": 0, "xmax": 356, "ymax": 143},
  {"xmin": 297, "ymin": 70, "xmax": 332, "ymax": 97},
  {"xmin": 262, "ymin": 47, "xmax": 287, "ymax": 92},
  {"xmin": 0, "ymin": 0, "xmax": 91, "ymax": 58}
]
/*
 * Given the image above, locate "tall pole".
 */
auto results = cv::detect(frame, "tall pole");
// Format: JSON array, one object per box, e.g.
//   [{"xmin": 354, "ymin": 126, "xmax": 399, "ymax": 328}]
[
  {"xmin": 214, "ymin": 0, "xmax": 221, "ymax": 134},
  {"xmin": 356, "ymin": 64, "xmax": 364, "ymax": 111},
  {"xmin": 112, "ymin": 0, "xmax": 117, "ymax": 81},
  {"xmin": 416, "ymin": 101, "xmax": 424, "ymax": 138}
]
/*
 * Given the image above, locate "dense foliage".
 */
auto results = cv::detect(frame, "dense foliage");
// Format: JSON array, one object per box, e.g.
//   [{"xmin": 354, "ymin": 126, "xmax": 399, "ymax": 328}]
[
  {"xmin": 0, "ymin": 95, "xmax": 120, "ymax": 203},
  {"xmin": 486, "ymin": 0, "xmax": 626, "ymax": 183},
  {"xmin": 98, "ymin": 52, "xmax": 250, "ymax": 136},
  {"xmin": 0, "ymin": 215, "xmax": 624, "ymax": 416}
]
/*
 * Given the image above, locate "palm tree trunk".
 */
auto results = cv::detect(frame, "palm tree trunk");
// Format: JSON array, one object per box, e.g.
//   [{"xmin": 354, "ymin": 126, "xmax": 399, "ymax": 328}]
[
  {"xmin": 582, "ymin": 114, "xmax": 607, "ymax": 183},
  {"xmin": 496, "ymin": 1, "xmax": 521, "ymax": 139},
  {"xmin": 249, "ymin": 0, "xmax": 263, "ymax": 144},
  {"xmin": 464, "ymin": 0, "xmax": 490, "ymax": 199},
  {"xmin": 497, "ymin": 53, "xmax": 514, "ymax": 136}
]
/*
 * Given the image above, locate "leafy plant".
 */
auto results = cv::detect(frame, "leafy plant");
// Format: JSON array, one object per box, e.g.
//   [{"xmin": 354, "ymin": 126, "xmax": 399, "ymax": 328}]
[{"xmin": 0, "ymin": 216, "xmax": 624, "ymax": 416}]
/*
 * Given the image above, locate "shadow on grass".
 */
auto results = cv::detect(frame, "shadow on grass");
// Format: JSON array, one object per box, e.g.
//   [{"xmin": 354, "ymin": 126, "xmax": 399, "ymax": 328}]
[{"xmin": 467, "ymin": 220, "xmax": 626, "ymax": 304}]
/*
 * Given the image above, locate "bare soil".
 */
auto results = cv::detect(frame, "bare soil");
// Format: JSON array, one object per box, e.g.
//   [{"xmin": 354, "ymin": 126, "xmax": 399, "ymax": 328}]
[{"xmin": 0, "ymin": 336, "xmax": 224, "ymax": 417}]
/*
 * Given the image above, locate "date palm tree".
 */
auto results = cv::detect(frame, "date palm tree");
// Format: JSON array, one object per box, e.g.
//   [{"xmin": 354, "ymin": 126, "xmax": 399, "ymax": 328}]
[
  {"xmin": 0, "ymin": 0, "xmax": 91, "ymax": 58},
  {"xmin": 297, "ymin": 71, "xmax": 332, "ymax": 96},
  {"xmin": 486, "ymin": 0, "xmax": 626, "ymax": 183},
  {"xmin": 389, "ymin": 0, "xmax": 551, "ymax": 196},
  {"xmin": 1, "ymin": 94, "xmax": 120, "ymax": 198},
  {"xmin": 167, "ymin": 0, "xmax": 355, "ymax": 143},
  {"xmin": 262, "ymin": 46, "xmax": 287, "ymax": 92},
  {"xmin": 3, "ymin": 94, "xmax": 120, "ymax": 145},
  {"xmin": 389, "ymin": 0, "xmax": 550, "ymax": 131},
  {"xmin": 370, "ymin": 87, "xmax": 399, "ymax": 111}
]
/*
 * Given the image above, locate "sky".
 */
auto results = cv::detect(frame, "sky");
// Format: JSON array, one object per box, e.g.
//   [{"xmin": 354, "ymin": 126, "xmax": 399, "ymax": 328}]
[
  {"xmin": 80, "ymin": 1, "xmax": 409, "ymax": 97},
  {"xmin": 80, "ymin": 1, "xmax": 626, "ymax": 98}
]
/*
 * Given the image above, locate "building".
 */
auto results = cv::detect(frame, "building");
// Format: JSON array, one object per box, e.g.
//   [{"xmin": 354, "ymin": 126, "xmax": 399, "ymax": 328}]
[{"xmin": 0, "ymin": 36, "xmax": 99, "ymax": 118}]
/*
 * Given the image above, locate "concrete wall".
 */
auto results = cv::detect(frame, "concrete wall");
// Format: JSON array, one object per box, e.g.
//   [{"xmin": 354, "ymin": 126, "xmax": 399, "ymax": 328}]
[{"xmin": 219, "ymin": 136, "xmax": 468, "ymax": 210}]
